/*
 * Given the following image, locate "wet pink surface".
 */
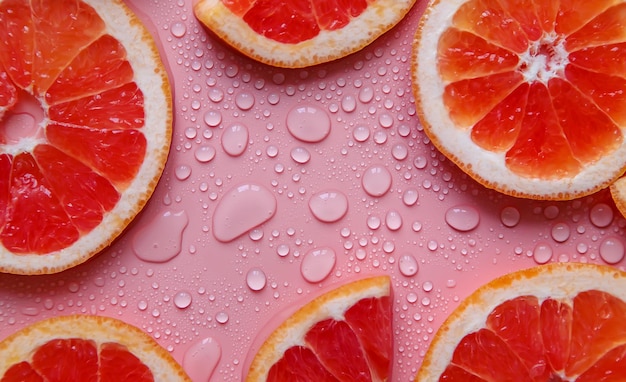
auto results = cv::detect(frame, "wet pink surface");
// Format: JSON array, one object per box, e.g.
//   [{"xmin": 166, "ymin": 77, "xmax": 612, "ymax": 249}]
[{"xmin": 1, "ymin": 1, "xmax": 626, "ymax": 381}]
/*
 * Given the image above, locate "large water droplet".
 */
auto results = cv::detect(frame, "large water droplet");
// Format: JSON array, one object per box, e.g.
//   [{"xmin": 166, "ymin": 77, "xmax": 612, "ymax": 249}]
[
  {"xmin": 402, "ymin": 188, "xmax": 419, "ymax": 206},
  {"xmin": 551, "ymin": 222, "xmax": 570, "ymax": 243},
  {"xmin": 589, "ymin": 203, "xmax": 614, "ymax": 228},
  {"xmin": 341, "ymin": 95, "xmax": 357, "ymax": 113},
  {"xmin": 500, "ymin": 206, "xmax": 521, "ymax": 228},
  {"xmin": 385, "ymin": 210, "xmax": 403, "ymax": 231},
  {"xmin": 221, "ymin": 123, "xmax": 249, "ymax": 157},
  {"xmin": 235, "ymin": 92, "xmax": 255, "ymax": 110},
  {"xmin": 212, "ymin": 184, "xmax": 277, "ymax": 242},
  {"xmin": 183, "ymin": 337, "xmax": 221, "ymax": 382},
  {"xmin": 132, "ymin": 211, "xmax": 189, "ymax": 262},
  {"xmin": 194, "ymin": 145, "xmax": 216, "ymax": 163},
  {"xmin": 399, "ymin": 254, "xmax": 419, "ymax": 277},
  {"xmin": 290, "ymin": 147, "xmax": 311, "ymax": 164},
  {"xmin": 286, "ymin": 105, "xmax": 331, "ymax": 143},
  {"xmin": 533, "ymin": 243, "xmax": 553, "ymax": 264},
  {"xmin": 246, "ymin": 267, "xmax": 267, "ymax": 291},
  {"xmin": 599, "ymin": 236, "xmax": 625, "ymax": 264},
  {"xmin": 445, "ymin": 205, "xmax": 480, "ymax": 232},
  {"xmin": 174, "ymin": 291, "xmax": 192, "ymax": 309},
  {"xmin": 203, "ymin": 110, "xmax": 222, "ymax": 127},
  {"xmin": 308, "ymin": 190, "xmax": 349, "ymax": 223},
  {"xmin": 170, "ymin": 21, "xmax": 186, "ymax": 38},
  {"xmin": 301, "ymin": 247, "xmax": 336, "ymax": 283},
  {"xmin": 362, "ymin": 165, "xmax": 392, "ymax": 197}
]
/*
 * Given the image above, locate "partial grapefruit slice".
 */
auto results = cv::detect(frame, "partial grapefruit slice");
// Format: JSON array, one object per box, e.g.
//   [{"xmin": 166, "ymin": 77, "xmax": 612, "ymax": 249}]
[
  {"xmin": 416, "ymin": 263, "xmax": 626, "ymax": 381},
  {"xmin": 0, "ymin": 0, "xmax": 171, "ymax": 274},
  {"xmin": 412, "ymin": 0, "xmax": 626, "ymax": 200},
  {"xmin": 193, "ymin": 0, "xmax": 417, "ymax": 68},
  {"xmin": 246, "ymin": 275, "xmax": 392, "ymax": 381},
  {"xmin": 0, "ymin": 315, "xmax": 191, "ymax": 381}
]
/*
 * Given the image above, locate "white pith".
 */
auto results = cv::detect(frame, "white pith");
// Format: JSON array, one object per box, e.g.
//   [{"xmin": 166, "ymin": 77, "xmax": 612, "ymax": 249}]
[
  {"xmin": 413, "ymin": 0, "xmax": 626, "ymax": 200},
  {"xmin": 0, "ymin": 0, "xmax": 171, "ymax": 274}
]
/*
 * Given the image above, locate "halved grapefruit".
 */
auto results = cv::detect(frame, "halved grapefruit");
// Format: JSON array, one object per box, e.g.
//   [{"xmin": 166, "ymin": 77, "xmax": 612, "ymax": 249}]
[
  {"xmin": 416, "ymin": 262, "xmax": 626, "ymax": 381},
  {"xmin": 412, "ymin": 0, "xmax": 626, "ymax": 200},
  {"xmin": 0, "ymin": 0, "xmax": 171, "ymax": 274},
  {"xmin": 193, "ymin": 0, "xmax": 417, "ymax": 68},
  {"xmin": 245, "ymin": 275, "xmax": 392, "ymax": 381},
  {"xmin": 0, "ymin": 315, "xmax": 191, "ymax": 381}
]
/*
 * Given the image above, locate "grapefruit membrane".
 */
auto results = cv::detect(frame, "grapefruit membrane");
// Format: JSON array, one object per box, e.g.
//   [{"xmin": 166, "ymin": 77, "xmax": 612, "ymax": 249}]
[
  {"xmin": 245, "ymin": 275, "xmax": 392, "ymax": 381},
  {"xmin": 412, "ymin": 0, "xmax": 626, "ymax": 200},
  {"xmin": 0, "ymin": 0, "xmax": 172, "ymax": 274},
  {"xmin": 416, "ymin": 263, "xmax": 626, "ymax": 381},
  {"xmin": 193, "ymin": 0, "xmax": 417, "ymax": 68}
]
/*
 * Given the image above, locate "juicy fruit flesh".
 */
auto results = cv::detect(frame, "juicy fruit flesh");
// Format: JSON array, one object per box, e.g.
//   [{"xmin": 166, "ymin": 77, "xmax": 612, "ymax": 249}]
[
  {"xmin": 437, "ymin": 0, "xmax": 626, "ymax": 180},
  {"xmin": 266, "ymin": 295, "xmax": 392, "ymax": 382},
  {"xmin": 221, "ymin": 0, "xmax": 371, "ymax": 44},
  {"xmin": 1, "ymin": 338, "xmax": 154, "ymax": 381},
  {"xmin": 0, "ymin": 0, "xmax": 147, "ymax": 255},
  {"xmin": 441, "ymin": 290, "xmax": 626, "ymax": 381}
]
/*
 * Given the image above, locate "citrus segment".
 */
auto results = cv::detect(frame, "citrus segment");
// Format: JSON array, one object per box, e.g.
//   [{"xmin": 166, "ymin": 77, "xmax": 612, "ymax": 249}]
[
  {"xmin": 413, "ymin": 0, "xmax": 626, "ymax": 199},
  {"xmin": 415, "ymin": 263, "xmax": 626, "ymax": 381},
  {"xmin": 0, "ymin": 0, "xmax": 171, "ymax": 274},
  {"xmin": 246, "ymin": 276, "xmax": 392, "ymax": 381},
  {"xmin": 610, "ymin": 176, "xmax": 626, "ymax": 218},
  {"xmin": 0, "ymin": 315, "xmax": 191, "ymax": 381},
  {"xmin": 194, "ymin": 0, "xmax": 416, "ymax": 68}
]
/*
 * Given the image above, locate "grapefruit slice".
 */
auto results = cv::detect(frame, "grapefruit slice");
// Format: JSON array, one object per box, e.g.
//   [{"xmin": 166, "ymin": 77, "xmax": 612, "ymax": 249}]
[
  {"xmin": 0, "ymin": 0, "xmax": 171, "ymax": 274},
  {"xmin": 610, "ymin": 176, "xmax": 626, "ymax": 218},
  {"xmin": 412, "ymin": 0, "xmax": 626, "ymax": 200},
  {"xmin": 0, "ymin": 315, "xmax": 191, "ymax": 381},
  {"xmin": 416, "ymin": 262, "xmax": 626, "ymax": 381},
  {"xmin": 245, "ymin": 275, "xmax": 392, "ymax": 381},
  {"xmin": 193, "ymin": 0, "xmax": 417, "ymax": 68}
]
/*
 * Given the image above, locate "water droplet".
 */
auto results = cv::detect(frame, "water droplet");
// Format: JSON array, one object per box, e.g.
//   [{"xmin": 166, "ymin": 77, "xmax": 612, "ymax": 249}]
[
  {"xmin": 341, "ymin": 95, "xmax": 357, "ymax": 112},
  {"xmin": 422, "ymin": 281, "xmax": 434, "ymax": 292},
  {"xmin": 170, "ymin": 21, "xmax": 186, "ymax": 38},
  {"xmin": 362, "ymin": 165, "xmax": 392, "ymax": 197},
  {"xmin": 301, "ymin": 247, "xmax": 336, "ymax": 283},
  {"xmin": 215, "ymin": 312, "xmax": 229, "ymax": 324},
  {"xmin": 175, "ymin": 165, "xmax": 192, "ymax": 181},
  {"xmin": 194, "ymin": 145, "xmax": 216, "ymax": 163},
  {"xmin": 543, "ymin": 205, "xmax": 560, "ymax": 220},
  {"xmin": 246, "ymin": 267, "xmax": 267, "ymax": 291},
  {"xmin": 379, "ymin": 113, "xmax": 394, "ymax": 128},
  {"xmin": 590, "ymin": 203, "xmax": 614, "ymax": 228},
  {"xmin": 533, "ymin": 242, "xmax": 553, "ymax": 264},
  {"xmin": 445, "ymin": 205, "xmax": 480, "ymax": 232},
  {"xmin": 551, "ymin": 222, "xmax": 570, "ymax": 243},
  {"xmin": 183, "ymin": 337, "xmax": 221, "ymax": 382},
  {"xmin": 391, "ymin": 143, "xmax": 408, "ymax": 161},
  {"xmin": 203, "ymin": 110, "xmax": 222, "ymax": 127},
  {"xmin": 286, "ymin": 105, "xmax": 331, "ymax": 143},
  {"xmin": 235, "ymin": 92, "xmax": 255, "ymax": 110},
  {"xmin": 174, "ymin": 291, "xmax": 192, "ymax": 309},
  {"xmin": 308, "ymin": 190, "xmax": 349, "ymax": 223},
  {"xmin": 367, "ymin": 215, "xmax": 381, "ymax": 230},
  {"xmin": 358, "ymin": 86, "xmax": 374, "ymax": 103},
  {"xmin": 385, "ymin": 210, "xmax": 403, "ymax": 231},
  {"xmin": 399, "ymin": 254, "xmax": 419, "ymax": 277},
  {"xmin": 208, "ymin": 88, "xmax": 224, "ymax": 103},
  {"xmin": 599, "ymin": 236, "xmax": 625, "ymax": 264},
  {"xmin": 221, "ymin": 123, "xmax": 249, "ymax": 157},
  {"xmin": 353, "ymin": 125, "xmax": 370, "ymax": 142},
  {"xmin": 132, "ymin": 211, "xmax": 189, "ymax": 262},
  {"xmin": 402, "ymin": 188, "xmax": 419, "ymax": 206},
  {"xmin": 500, "ymin": 206, "xmax": 521, "ymax": 228},
  {"xmin": 212, "ymin": 183, "xmax": 277, "ymax": 242},
  {"xmin": 290, "ymin": 147, "xmax": 311, "ymax": 164}
]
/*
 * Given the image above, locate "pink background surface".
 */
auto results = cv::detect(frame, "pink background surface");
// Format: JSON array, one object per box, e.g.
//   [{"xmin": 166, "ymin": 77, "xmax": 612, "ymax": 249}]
[{"xmin": 2, "ymin": 1, "xmax": 625, "ymax": 381}]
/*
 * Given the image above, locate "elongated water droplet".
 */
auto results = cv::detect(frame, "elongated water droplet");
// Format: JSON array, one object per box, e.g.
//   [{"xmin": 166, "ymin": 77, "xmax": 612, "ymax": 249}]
[
  {"xmin": 183, "ymin": 337, "xmax": 221, "ymax": 382},
  {"xmin": 399, "ymin": 254, "xmax": 419, "ymax": 277},
  {"xmin": 213, "ymin": 184, "xmax": 277, "ymax": 242},
  {"xmin": 533, "ymin": 243, "xmax": 553, "ymax": 264},
  {"xmin": 445, "ymin": 205, "xmax": 480, "ymax": 232},
  {"xmin": 301, "ymin": 247, "xmax": 336, "ymax": 283},
  {"xmin": 133, "ymin": 211, "xmax": 189, "ymax": 262},
  {"xmin": 221, "ymin": 123, "xmax": 249, "ymax": 157}
]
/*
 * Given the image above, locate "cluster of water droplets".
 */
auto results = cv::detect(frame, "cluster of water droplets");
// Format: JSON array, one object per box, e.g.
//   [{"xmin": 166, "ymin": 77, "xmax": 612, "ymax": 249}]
[{"xmin": 1, "ymin": 1, "xmax": 625, "ymax": 381}]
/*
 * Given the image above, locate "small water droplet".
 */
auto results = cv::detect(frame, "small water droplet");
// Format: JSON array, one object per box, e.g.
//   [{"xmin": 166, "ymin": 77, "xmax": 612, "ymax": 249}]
[
  {"xmin": 402, "ymin": 188, "xmax": 419, "ymax": 206},
  {"xmin": 341, "ymin": 95, "xmax": 357, "ymax": 112},
  {"xmin": 174, "ymin": 291, "xmax": 192, "ymax": 309},
  {"xmin": 391, "ymin": 143, "xmax": 408, "ymax": 161},
  {"xmin": 445, "ymin": 205, "xmax": 480, "ymax": 232},
  {"xmin": 551, "ymin": 222, "xmax": 570, "ymax": 243},
  {"xmin": 203, "ymin": 110, "xmax": 222, "ymax": 127},
  {"xmin": 286, "ymin": 105, "xmax": 331, "ymax": 143},
  {"xmin": 398, "ymin": 254, "xmax": 419, "ymax": 277},
  {"xmin": 385, "ymin": 210, "xmax": 403, "ymax": 231},
  {"xmin": 362, "ymin": 165, "xmax": 392, "ymax": 197},
  {"xmin": 308, "ymin": 190, "xmax": 349, "ymax": 223},
  {"xmin": 301, "ymin": 247, "xmax": 336, "ymax": 283},
  {"xmin": 132, "ymin": 211, "xmax": 189, "ymax": 262},
  {"xmin": 215, "ymin": 312, "xmax": 229, "ymax": 324},
  {"xmin": 599, "ymin": 236, "xmax": 625, "ymax": 264},
  {"xmin": 175, "ymin": 165, "xmax": 192, "ymax": 180},
  {"xmin": 170, "ymin": 21, "xmax": 186, "ymax": 38},
  {"xmin": 183, "ymin": 337, "xmax": 221, "ymax": 382},
  {"xmin": 500, "ymin": 206, "xmax": 521, "ymax": 228},
  {"xmin": 353, "ymin": 125, "xmax": 370, "ymax": 142},
  {"xmin": 590, "ymin": 203, "xmax": 614, "ymax": 228},
  {"xmin": 194, "ymin": 145, "xmax": 216, "ymax": 163},
  {"xmin": 246, "ymin": 267, "xmax": 267, "ymax": 291},
  {"xmin": 221, "ymin": 123, "xmax": 249, "ymax": 157},
  {"xmin": 208, "ymin": 88, "xmax": 224, "ymax": 103},
  {"xmin": 358, "ymin": 86, "xmax": 374, "ymax": 103},
  {"xmin": 137, "ymin": 300, "xmax": 148, "ymax": 311},
  {"xmin": 290, "ymin": 147, "xmax": 311, "ymax": 164},
  {"xmin": 212, "ymin": 183, "xmax": 277, "ymax": 242},
  {"xmin": 533, "ymin": 242, "xmax": 553, "ymax": 264}
]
